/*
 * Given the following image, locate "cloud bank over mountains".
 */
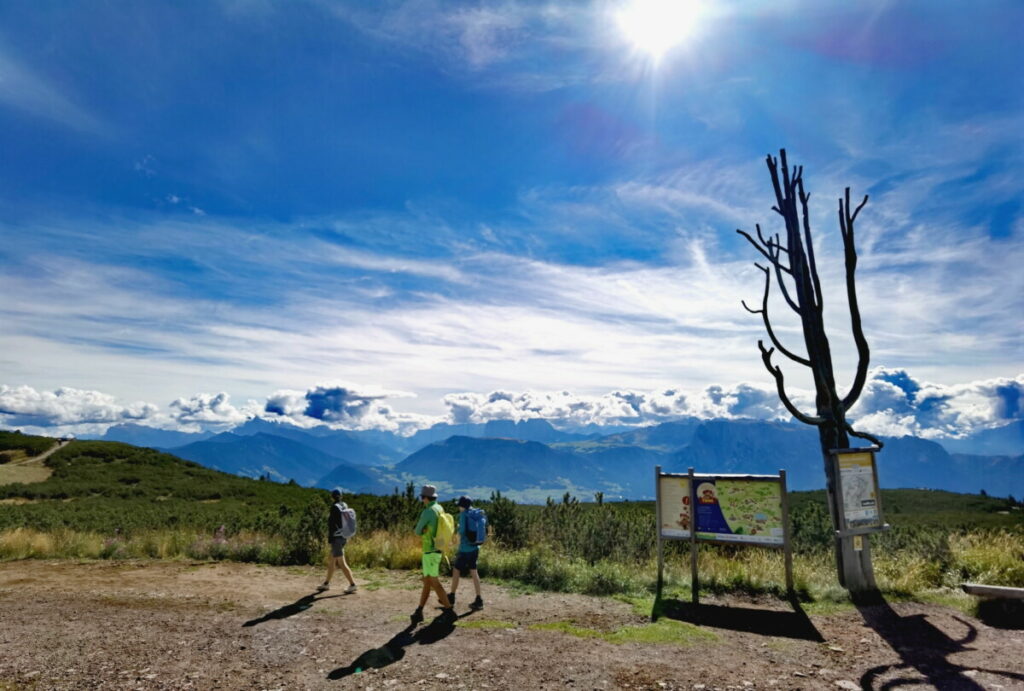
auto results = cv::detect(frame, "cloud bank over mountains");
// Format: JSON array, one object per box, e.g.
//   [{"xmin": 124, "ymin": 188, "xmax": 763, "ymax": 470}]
[
  {"xmin": 0, "ymin": 385, "xmax": 157, "ymax": 429},
  {"xmin": 3, "ymin": 368, "xmax": 1021, "ymax": 440}
]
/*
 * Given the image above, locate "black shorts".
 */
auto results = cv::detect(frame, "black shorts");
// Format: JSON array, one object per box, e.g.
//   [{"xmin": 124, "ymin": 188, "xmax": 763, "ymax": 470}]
[
  {"xmin": 453, "ymin": 550, "xmax": 479, "ymax": 575},
  {"xmin": 330, "ymin": 537, "xmax": 347, "ymax": 557}
]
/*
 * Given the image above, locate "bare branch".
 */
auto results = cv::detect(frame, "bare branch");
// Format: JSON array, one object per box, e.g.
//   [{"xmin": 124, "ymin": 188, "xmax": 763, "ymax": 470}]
[
  {"xmin": 845, "ymin": 422, "xmax": 884, "ymax": 449},
  {"xmin": 737, "ymin": 228, "xmax": 773, "ymax": 263},
  {"xmin": 772, "ymin": 254, "xmax": 801, "ymax": 314},
  {"xmin": 798, "ymin": 175, "xmax": 824, "ymax": 313},
  {"xmin": 839, "ymin": 190, "xmax": 872, "ymax": 410},
  {"xmin": 758, "ymin": 341, "xmax": 825, "ymax": 425},
  {"xmin": 851, "ymin": 191, "xmax": 868, "ymax": 223},
  {"xmin": 749, "ymin": 265, "xmax": 811, "ymax": 366}
]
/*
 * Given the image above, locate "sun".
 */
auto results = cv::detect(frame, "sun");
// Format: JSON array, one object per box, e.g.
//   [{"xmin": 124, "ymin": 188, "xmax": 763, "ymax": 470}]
[{"xmin": 616, "ymin": 0, "xmax": 701, "ymax": 63}]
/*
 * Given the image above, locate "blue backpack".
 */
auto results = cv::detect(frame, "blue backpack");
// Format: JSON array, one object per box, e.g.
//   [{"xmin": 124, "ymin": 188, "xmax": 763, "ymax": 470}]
[{"xmin": 464, "ymin": 508, "xmax": 487, "ymax": 546}]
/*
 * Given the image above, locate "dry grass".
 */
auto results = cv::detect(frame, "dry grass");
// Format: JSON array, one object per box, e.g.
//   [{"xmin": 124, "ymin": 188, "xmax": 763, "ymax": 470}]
[
  {"xmin": 949, "ymin": 531, "xmax": 1024, "ymax": 586},
  {"xmin": 0, "ymin": 462, "xmax": 53, "ymax": 485},
  {"xmin": 2, "ymin": 527, "xmax": 1021, "ymax": 603},
  {"xmin": 342, "ymin": 530, "xmax": 422, "ymax": 570}
]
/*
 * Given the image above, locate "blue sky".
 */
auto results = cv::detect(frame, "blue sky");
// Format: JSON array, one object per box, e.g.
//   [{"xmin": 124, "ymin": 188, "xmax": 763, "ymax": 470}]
[{"xmin": 1, "ymin": 0, "xmax": 1022, "ymax": 436}]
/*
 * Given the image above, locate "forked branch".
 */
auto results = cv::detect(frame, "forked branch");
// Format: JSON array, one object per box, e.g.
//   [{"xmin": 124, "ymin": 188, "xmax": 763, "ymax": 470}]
[
  {"xmin": 737, "ymin": 225, "xmax": 801, "ymax": 315},
  {"xmin": 758, "ymin": 341, "xmax": 825, "ymax": 426},
  {"xmin": 741, "ymin": 265, "xmax": 811, "ymax": 367}
]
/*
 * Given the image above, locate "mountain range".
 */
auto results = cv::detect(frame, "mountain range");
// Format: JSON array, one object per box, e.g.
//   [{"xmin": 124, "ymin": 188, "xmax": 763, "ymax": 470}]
[{"xmin": 81, "ymin": 416, "xmax": 1024, "ymax": 501}]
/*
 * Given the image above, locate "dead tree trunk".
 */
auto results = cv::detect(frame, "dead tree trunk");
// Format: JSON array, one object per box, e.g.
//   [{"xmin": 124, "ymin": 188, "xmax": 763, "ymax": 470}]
[{"xmin": 738, "ymin": 150, "xmax": 883, "ymax": 594}]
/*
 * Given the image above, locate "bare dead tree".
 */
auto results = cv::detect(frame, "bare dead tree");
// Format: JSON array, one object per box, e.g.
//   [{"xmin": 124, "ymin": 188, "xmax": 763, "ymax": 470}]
[{"xmin": 738, "ymin": 149, "xmax": 882, "ymax": 593}]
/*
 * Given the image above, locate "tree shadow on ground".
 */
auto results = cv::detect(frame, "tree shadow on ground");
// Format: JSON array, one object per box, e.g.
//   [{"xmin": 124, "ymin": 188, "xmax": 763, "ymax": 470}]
[
  {"xmin": 327, "ymin": 609, "xmax": 476, "ymax": 680},
  {"xmin": 242, "ymin": 592, "xmax": 344, "ymax": 627},
  {"xmin": 657, "ymin": 595, "xmax": 823, "ymax": 641},
  {"xmin": 856, "ymin": 593, "xmax": 1024, "ymax": 690}
]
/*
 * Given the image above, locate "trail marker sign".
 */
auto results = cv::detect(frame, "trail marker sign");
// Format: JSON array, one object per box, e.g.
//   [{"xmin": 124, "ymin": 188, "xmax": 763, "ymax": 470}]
[{"xmin": 831, "ymin": 447, "xmax": 888, "ymax": 538}]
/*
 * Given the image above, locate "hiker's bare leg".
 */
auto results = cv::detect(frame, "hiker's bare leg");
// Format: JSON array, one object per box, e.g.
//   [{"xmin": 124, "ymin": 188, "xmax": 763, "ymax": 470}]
[
  {"xmin": 450, "ymin": 570, "xmax": 461, "ymax": 593},
  {"xmin": 418, "ymin": 578, "xmax": 431, "ymax": 609},
  {"xmin": 470, "ymin": 569, "xmax": 481, "ymax": 597},
  {"xmin": 324, "ymin": 555, "xmax": 336, "ymax": 584},
  {"xmin": 339, "ymin": 554, "xmax": 355, "ymax": 586},
  {"xmin": 430, "ymin": 577, "xmax": 452, "ymax": 608}
]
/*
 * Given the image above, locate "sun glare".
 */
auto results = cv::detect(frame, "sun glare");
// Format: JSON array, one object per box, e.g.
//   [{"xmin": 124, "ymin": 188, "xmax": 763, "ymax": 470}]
[{"xmin": 616, "ymin": 0, "xmax": 701, "ymax": 63}]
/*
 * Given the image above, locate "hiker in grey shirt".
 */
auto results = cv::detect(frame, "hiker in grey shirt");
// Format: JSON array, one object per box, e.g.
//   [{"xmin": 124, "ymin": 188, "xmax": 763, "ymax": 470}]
[{"xmin": 317, "ymin": 488, "xmax": 357, "ymax": 594}]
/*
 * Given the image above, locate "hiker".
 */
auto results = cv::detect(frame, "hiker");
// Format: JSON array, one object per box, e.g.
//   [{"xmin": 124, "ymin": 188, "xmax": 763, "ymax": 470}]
[
  {"xmin": 410, "ymin": 484, "xmax": 453, "ymax": 624},
  {"xmin": 317, "ymin": 488, "xmax": 357, "ymax": 594},
  {"xmin": 449, "ymin": 495, "xmax": 484, "ymax": 610}
]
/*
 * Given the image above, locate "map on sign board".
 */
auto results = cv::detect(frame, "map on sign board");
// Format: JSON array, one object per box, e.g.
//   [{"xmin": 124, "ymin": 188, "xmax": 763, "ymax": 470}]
[
  {"xmin": 659, "ymin": 476, "xmax": 691, "ymax": 538},
  {"xmin": 694, "ymin": 479, "xmax": 784, "ymax": 545},
  {"xmin": 838, "ymin": 451, "xmax": 880, "ymax": 528}
]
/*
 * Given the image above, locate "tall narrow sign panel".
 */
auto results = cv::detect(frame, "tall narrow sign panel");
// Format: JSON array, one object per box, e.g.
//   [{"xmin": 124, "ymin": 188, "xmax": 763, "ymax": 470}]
[
  {"xmin": 659, "ymin": 475, "xmax": 692, "ymax": 538},
  {"xmin": 835, "ymin": 449, "xmax": 882, "ymax": 529}
]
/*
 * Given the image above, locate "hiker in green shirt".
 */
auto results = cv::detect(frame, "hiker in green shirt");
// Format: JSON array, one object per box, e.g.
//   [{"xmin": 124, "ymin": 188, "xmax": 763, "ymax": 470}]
[{"xmin": 410, "ymin": 484, "xmax": 453, "ymax": 625}]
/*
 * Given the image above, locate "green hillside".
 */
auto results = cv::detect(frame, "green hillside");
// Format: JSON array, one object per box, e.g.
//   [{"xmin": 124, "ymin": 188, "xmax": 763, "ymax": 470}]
[
  {"xmin": 0, "ymin": 439, "xmax": 428, "ymax": 564},
  {"xmin": 0, "ymin": 440, "xmax": 328, "ymax": 562}
]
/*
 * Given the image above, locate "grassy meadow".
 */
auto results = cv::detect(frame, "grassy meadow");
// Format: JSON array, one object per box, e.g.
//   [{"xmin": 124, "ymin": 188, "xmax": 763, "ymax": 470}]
[{"xmin": 1, "ymin": 439, "xmax": 1022, "ymax": 606}]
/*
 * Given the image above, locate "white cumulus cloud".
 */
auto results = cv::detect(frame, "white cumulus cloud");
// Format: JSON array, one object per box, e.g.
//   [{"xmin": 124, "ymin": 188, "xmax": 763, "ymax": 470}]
[
  {"xmin": 0, "ymin": 385, "xmax": 158, "ymax": 428},
  {"xmin": 848, "ymin": 368, "xmax": 1024, "ymax": 439},
  {"xmin": 169, "ymin": 392, "xmax": 252, "ymax": 427}
]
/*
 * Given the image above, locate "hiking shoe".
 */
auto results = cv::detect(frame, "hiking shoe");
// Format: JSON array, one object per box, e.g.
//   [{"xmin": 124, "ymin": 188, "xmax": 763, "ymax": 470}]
[
  {"xmin": 447, "ymin": 592, "xmax": 455, "ymax": 607},
  {"xmin": 470, "ymin": 596, "xmax": 483, "ymax": 610},
  {"xmin": 440, "ymin": 607, "xmax": 457, "ymax": 622},
  {"xmin": 344, "ymin": 584, "xmax": 358, "ymax": 594},
  {"xmin": 410, "ymin": 608, "xmax": 424, "ymax": 625},
  {"xmin": 316, "ymin": 583, "xmax": 330, "ymax": 593}
]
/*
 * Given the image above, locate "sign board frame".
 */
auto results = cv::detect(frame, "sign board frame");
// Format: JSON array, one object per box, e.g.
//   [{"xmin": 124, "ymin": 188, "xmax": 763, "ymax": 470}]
[
  {"xmin": 655, "ymin": 466, "xmax": 793, "ymax": 606},
  {"xmin": 829, "ymin": 447, "xmax": 888, "ymax": 538}
]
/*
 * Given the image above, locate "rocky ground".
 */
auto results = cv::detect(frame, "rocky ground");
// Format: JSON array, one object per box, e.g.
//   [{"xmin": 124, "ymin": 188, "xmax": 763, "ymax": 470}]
[{"xmin": 1, "ymin": 560, "xmax": 1021, "ymax": 690}]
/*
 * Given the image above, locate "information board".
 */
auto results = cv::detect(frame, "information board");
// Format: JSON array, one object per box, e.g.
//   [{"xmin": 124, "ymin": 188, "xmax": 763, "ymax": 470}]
[
  {"xmin": 836, "ymin": 450, "xmax": 881, "ymax": 529},
  {"xmin": 658, "ymin": 475, "xmax": 692, "ymax": 538},
  {"xmin": 694, "ymin": 479, "xmax": 785, "ymax": 545},
  {"xmin": 655, "ymin": 466, "xmax": 794, "ymax": 605}
]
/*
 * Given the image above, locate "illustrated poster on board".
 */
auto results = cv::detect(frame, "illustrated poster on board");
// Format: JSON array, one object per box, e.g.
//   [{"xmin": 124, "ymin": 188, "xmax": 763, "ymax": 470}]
[{"xmin": 694, "ymin": 479, "xmax": 784, "ymax": 545}]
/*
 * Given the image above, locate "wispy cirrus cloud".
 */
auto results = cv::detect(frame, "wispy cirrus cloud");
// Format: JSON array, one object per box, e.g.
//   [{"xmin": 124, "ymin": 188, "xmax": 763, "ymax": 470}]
[{"xmin": 0, "ymin": 45, "xmax": 103, "ymax": 134}]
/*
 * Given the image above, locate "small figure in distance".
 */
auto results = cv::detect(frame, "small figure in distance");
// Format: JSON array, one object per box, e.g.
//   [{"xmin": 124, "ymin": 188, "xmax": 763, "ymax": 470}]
[
  {"xmin": 448, "ymin": 495, "xmax": 484, "ymax": 611},
  {"xmin": 317, "ymin": 488, "xmax": 357, "ymax": 594},
  {"xmin": 410, "ymin": 484, "xmax": 453, "ymax": 625}
]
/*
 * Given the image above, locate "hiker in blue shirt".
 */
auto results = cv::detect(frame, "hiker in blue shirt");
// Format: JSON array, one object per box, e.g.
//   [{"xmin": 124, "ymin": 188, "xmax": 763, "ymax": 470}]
[{"xmin": 448, "ymin": 495, "xmax": 484, "ymax": 610}]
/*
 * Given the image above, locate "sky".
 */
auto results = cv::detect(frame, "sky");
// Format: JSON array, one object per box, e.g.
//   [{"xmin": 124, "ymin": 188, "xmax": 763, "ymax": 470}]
[{"xmin": 0, "ymin": 0, "xmax": 1022, "ymax": 438}]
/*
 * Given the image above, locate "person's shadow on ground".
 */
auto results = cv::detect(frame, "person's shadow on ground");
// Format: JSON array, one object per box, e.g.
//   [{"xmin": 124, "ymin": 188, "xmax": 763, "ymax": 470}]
[
  {"xmin": 327, "ymin": 608, "xmax": 475, "ymax": 680},
  {"xmin": 242, "ymin": 592, "xmax": 344, "ymax": 627}
]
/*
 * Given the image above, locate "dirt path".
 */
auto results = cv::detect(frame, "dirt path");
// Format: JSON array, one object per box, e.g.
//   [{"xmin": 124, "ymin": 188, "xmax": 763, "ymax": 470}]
[
  {"xmin": 0, "ymin": 440, "xmax": 69, "ymax": 485},
  {"xmin": 0, "ymin": 561, "xmax": 1021, "ymax": 690}
]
